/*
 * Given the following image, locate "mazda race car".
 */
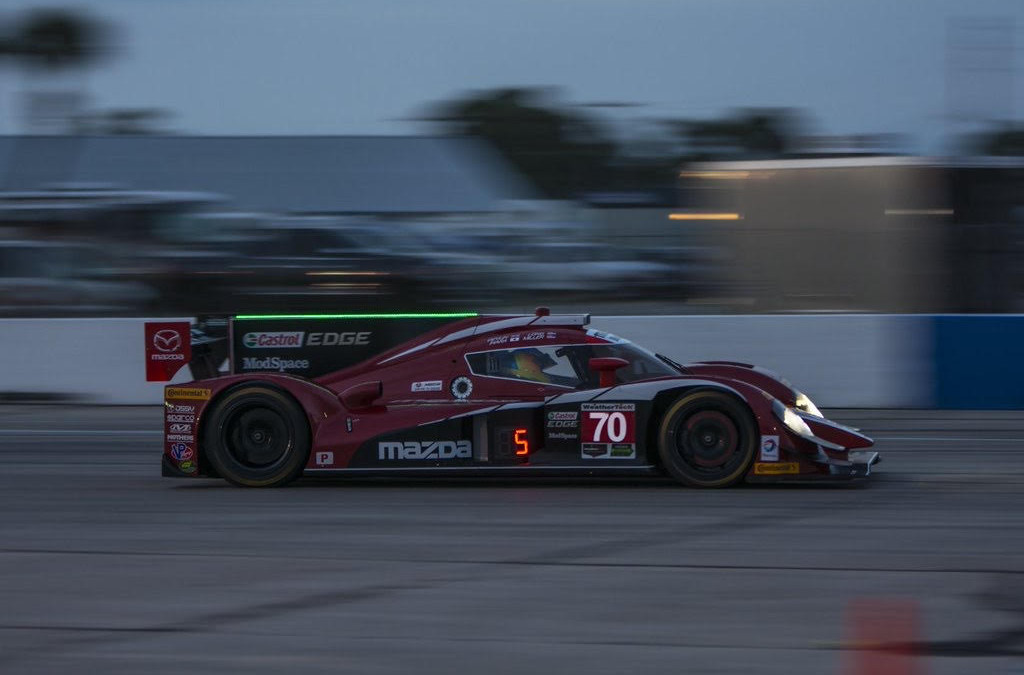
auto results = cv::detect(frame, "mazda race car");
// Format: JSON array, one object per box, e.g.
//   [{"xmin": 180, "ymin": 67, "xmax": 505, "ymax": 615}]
[{"xmin": 151, "ymin": 309, "xmax": 878, "ymax": 487}]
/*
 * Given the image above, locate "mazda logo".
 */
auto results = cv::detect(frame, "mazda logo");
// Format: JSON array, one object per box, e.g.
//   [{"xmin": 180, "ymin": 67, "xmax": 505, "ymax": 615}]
[{"xmin": 153, "ymin": 329, "xmax": 181, "ymax": 353}]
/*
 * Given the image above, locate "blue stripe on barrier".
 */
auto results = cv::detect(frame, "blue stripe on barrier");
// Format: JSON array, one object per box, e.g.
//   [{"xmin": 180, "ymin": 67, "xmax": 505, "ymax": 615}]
[{"xmin": 934, "ymin": 315, "xmax": 1024, "ymax": 409}]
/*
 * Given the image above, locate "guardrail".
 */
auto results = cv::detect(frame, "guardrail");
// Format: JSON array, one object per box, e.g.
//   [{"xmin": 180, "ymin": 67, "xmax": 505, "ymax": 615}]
[{"xmin": 0, "ymin": 315, "xmax": 1019, "ymax": 408}]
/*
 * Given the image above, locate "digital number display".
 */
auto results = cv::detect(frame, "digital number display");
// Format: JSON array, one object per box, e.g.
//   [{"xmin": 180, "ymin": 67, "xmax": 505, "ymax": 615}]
[{"xmin": 495, "ymin": 427, "xmax": 530, "ymax": 460}]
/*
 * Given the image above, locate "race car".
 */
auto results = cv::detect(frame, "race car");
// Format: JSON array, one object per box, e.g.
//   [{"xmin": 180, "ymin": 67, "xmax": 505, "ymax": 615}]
[{"xmin": 151, "ymin": 309, "xmax": 878, "ymax": 487}]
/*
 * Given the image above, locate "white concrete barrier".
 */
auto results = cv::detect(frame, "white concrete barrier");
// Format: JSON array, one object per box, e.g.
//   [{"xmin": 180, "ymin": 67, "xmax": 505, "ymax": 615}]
[
  {"xmin": 0, "ymin": 315, "xmax": 932, "ymax": 407},
  {"xmin": 0, "ymin": 318, "xmax": 194, "ymax": 404},
  {"xmin": 593, "ymin": 315, "xmax": 932, "ymax": 408}
]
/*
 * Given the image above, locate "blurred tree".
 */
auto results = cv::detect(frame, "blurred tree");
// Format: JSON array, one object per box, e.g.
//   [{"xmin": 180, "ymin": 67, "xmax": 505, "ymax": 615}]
[
  {"xmin": 9, "ymin": 8, "xmax": 113, "ymax": 133},
  {"xmin": 72, "ymin": 108, "xmax": 170, "ymax": 135},
  {"xmin": 425, "ymin": 88, "xmax": 618, "ymax": 199},
  {"xmin": 667, "ymin": 108, "xmax": 801, "ymax": 162},
  {"xmin": 14, "ymin": 9, "xmax": 109, "ymax": 70}
]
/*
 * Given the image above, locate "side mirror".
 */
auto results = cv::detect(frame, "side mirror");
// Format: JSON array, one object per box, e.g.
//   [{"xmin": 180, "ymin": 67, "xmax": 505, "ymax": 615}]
[
  {"xmin": 339, "ymin": 380, "xmax": 383, "ymax": 410},
  {"xmin": 589, "ymin": 357, "xmax": 629, "ymax": 388}
]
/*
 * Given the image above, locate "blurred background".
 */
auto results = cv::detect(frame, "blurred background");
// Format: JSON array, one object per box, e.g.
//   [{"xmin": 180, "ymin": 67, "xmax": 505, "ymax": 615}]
[{"xmin": 0, "ymin": 0, "xmax": 1021, "ymax": 316}]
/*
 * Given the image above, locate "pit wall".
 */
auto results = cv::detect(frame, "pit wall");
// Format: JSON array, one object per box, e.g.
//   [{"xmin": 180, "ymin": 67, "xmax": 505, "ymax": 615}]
[{"xmin": 0, "ymin": 315, "xmax": 1019, "ymax": 408}]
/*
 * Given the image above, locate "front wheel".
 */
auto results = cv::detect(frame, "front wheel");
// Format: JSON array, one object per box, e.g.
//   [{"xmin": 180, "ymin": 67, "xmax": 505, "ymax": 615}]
[
  {"xmin": 203, "ymin": 385, "xmax": 311, "ymax": 487},
  {"xmin": 657, "ymin": 390, "xmax": 757, "ymax": 487}
]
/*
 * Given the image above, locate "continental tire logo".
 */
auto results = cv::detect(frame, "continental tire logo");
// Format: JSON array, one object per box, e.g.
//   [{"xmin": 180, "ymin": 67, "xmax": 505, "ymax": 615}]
[
  {"xmin": 753, "ymin": 462, "xmax": 800, "ymax": 475},
  {"xmin": 166, "ymin": 387, "xmax": 211, "ymax": 400}
]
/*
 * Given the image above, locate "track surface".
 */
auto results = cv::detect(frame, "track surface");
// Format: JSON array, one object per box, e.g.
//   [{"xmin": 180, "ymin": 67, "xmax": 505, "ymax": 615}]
[{"xmin": 1, "ymin": 406, "xmax": 1022, "ymax": 674}]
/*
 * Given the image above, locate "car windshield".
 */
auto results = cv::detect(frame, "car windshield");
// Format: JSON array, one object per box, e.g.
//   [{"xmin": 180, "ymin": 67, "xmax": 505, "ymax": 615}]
[{"xmin": 465, "ymin": 339, "xmax": 678, "ymax": 389}]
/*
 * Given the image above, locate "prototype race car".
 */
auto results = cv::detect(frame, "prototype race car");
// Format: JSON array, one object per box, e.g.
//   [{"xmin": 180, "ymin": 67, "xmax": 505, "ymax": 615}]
[{"xmin": 150, "ymin": 309, "xmax": 878, "ymax": 487}]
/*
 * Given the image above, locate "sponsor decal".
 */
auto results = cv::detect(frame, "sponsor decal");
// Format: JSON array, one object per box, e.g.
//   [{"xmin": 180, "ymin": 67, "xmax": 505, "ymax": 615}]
[
  {"xmin": 411, "ymin": 380, "xmax": 443, "ymax": 393},
  {"xmin": 315, "ymin": 451, "xmax": 334, "ymax": 466},
  {"xmin": 166, "ymin": 414, "xmax": 195, "ymax": 424},
  {"xmin": 486, "ymin": 335, "xmax": 509, "ymax": 346},
  {"xmin": 167, "ymin": 434, "xmax": 195, "ymax": 442},
  {"xmin": 306, "ymin": 332, "xmax": 371, "ymax": 346},
  {"xmin": 585, "ymin": 329, "xmax": 628, "ymax": 344},
  {"xmin": 754, "ymin": 462, "xmax": 800, "ymax": 475},
  {"xmin": 451, "ymin": 376, "xmax": 473, "ymax": 400},
  {"xmin": 153, "ymin": 329, "xmax": 182, "ymax": 353},
  {"xmin": 170, "ymin": 443, "xmax": 194, "ymax": 461},
  {"xmin": 524, "ymin": 331, "xmax": 546, "ymax": 341},
  {"xmin": 581, "ymin": 442, "xmax": 637, "ymax": 459},
  {"xmin": 170, "ymin": 404, "xmax": 195, "ymax": 414},
  {"xmin": 581, "ymin": 403, "xmax": 634, "ymax": 413},
  {"xmin": 546, "ymin": 413, "xmax": 578, "ymax": 427},
  {"xmin": 760, "ymin": 435, "xmax": 780, "ymax": 462},
  {"xmin": 609, "ymin": 443, "xmax": 637, "ymax": 458},
  {"xmin": 242, "ymin": 331, "xmax": 304, "ymax": 348},
  {"xmin": 240, "ymin": 356, "xmax": 310, "ymax": 371},
  {"xmin": 178, "ymin": 460, "xmax": 195, "ymax": 472},
  {"xmin": 168, "ymin": 423, "xmax": 192, "ymax": 434},
  {"xmin": 166, "ymin": 387, "xmax": 211, "ymax": 400},
  {"xmin": 509, "ymin": 334, "xmax": 521, "ymax": 342},
  {"xmin": 378, "ymin": 440, "xmax": 472, "ymax": 461},
  {"xmin": 145, "ymin": 321, "xmax": 191, "ymax": 382},
  {"xmin": 547, "ymin": 432, "xmax": 578, "ymax": 441},
  {"xmin": 581, "ymin": 403, "xmax": 636, "ymax": 459},
  {"xmin": 150, "ymin": 330, "xmax": 185, "ymax": 362}
]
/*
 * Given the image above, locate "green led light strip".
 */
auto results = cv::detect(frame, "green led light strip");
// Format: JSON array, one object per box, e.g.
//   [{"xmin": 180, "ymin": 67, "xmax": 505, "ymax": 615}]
[{"xmin": 234, "ymin": 312, "xmax": 478, "ymax": 320}]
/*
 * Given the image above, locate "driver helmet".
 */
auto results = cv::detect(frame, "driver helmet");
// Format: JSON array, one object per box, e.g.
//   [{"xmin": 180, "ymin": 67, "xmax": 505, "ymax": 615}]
[{"xmin": 510, "ymin": 349, "xmax": 555, "ymax": 382}]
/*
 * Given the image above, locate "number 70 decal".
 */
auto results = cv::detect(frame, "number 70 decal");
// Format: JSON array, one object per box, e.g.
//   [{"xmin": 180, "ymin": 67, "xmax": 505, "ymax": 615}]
[{"xmin": 581, "ymin": 403, "xmax": 636, "ymax": 444}]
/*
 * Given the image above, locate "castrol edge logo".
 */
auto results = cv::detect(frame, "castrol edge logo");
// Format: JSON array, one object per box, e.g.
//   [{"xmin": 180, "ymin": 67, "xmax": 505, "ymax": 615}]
[
  {"xmin": 243, "ymin": 332, "xmax": 304, "ymax": 348},
  {"xmin": 241, "ymin": 331, "xmax": 372, "ymax": 348}
]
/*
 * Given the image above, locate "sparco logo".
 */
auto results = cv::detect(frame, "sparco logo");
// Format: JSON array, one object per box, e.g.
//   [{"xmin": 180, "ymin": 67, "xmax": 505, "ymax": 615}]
[
  {"xmin": 378, "ymin": 440, "xmax": 472, "ymax": 460},
  {"xmin": 242, "ymin": 356, "xmax": 310, "ymax": 371},
  {"xmin": 243, "ymin": 332, "xmax": 304, "ymax": 348}
]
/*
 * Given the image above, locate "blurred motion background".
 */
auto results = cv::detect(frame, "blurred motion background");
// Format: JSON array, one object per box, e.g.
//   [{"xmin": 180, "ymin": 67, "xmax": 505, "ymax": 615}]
[{"xmin": 0, "ymin": 0, "xmax": 1021, "ymax": 316}]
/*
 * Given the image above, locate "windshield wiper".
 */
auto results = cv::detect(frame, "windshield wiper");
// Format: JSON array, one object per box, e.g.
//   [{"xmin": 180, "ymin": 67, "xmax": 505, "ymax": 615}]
[{"xmin": 657, "ymin": 353, "xmax": 689, "ymax": 374}]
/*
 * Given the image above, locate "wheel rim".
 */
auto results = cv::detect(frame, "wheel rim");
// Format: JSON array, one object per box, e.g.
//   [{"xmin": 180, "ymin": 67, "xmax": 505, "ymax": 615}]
[
  {"xmin": 224, "ymin": 406, "xmax": 291, "ymax": 469},
  {"xmin": 676, "ymin": 409, "xmax": 740, "ymax": 471}
]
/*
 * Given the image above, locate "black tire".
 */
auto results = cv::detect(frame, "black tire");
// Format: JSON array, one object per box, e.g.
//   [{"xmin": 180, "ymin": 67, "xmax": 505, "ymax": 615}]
[
  {"xmin": 202, "ymin": 385, "xmax": 311, "ymax": 487},
  {"xmin": 657, "ymin": 390, "xmax": 757, "ymax": 488}
]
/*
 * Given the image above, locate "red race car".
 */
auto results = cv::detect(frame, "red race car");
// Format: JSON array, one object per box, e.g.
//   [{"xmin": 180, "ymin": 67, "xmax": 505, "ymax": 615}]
[{"xmin": 149, "ymin": 309, "xmax": 877, "ymax": 487}]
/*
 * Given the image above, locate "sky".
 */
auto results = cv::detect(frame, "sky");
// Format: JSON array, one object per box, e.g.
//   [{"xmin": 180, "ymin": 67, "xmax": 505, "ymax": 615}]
[{"xmin": 1, "ymin": 0, "xmax": 1022, "ymax": 151}]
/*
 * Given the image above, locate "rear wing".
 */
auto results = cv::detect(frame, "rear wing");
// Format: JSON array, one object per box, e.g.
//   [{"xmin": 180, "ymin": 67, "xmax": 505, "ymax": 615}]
[{"xmin": 144, "ymin": 313, "xmax": 477, "ymax": 382}]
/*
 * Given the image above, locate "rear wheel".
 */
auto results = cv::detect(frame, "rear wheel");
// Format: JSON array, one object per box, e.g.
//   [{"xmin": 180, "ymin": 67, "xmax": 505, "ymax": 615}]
[
  {"xmin": 203, "ymin": 385, "xmax": 310, "ymax": 487},
  {"xmin": 657, "ymin": 390, "xmax": 757, "ymax": 487}
]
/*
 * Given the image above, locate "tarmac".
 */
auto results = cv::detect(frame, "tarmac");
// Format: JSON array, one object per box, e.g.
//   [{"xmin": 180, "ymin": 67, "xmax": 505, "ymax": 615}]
[{"xmin": 1, "ymin": 406, "xmax": 1022, "ymax": 674}]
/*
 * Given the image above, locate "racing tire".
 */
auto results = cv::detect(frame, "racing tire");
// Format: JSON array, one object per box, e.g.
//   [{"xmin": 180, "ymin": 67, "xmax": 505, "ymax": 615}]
[
  {"xmin": 203, "ymin": 385, "xmax": 311, "ymax": 487},
  {"xmin": 657, "ymin": 390, "xmax": 757, "ymax": 488}
]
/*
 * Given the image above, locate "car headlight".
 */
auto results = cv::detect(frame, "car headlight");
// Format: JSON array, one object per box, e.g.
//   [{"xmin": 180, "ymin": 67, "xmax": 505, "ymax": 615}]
[
  {"xmin": 772, "ymin": 399, "xmax": 813, "ymax": 436},
  {"xmin": 794, "ymin": 391, "xmax": 823, "ymax": 418}
]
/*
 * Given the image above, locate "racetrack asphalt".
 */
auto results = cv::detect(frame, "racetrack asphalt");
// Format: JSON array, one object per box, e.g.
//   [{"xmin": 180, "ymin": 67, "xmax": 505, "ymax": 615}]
[{"xmin": 0, "ymin": 406, "xmax": 1022, "ymax": 675}]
